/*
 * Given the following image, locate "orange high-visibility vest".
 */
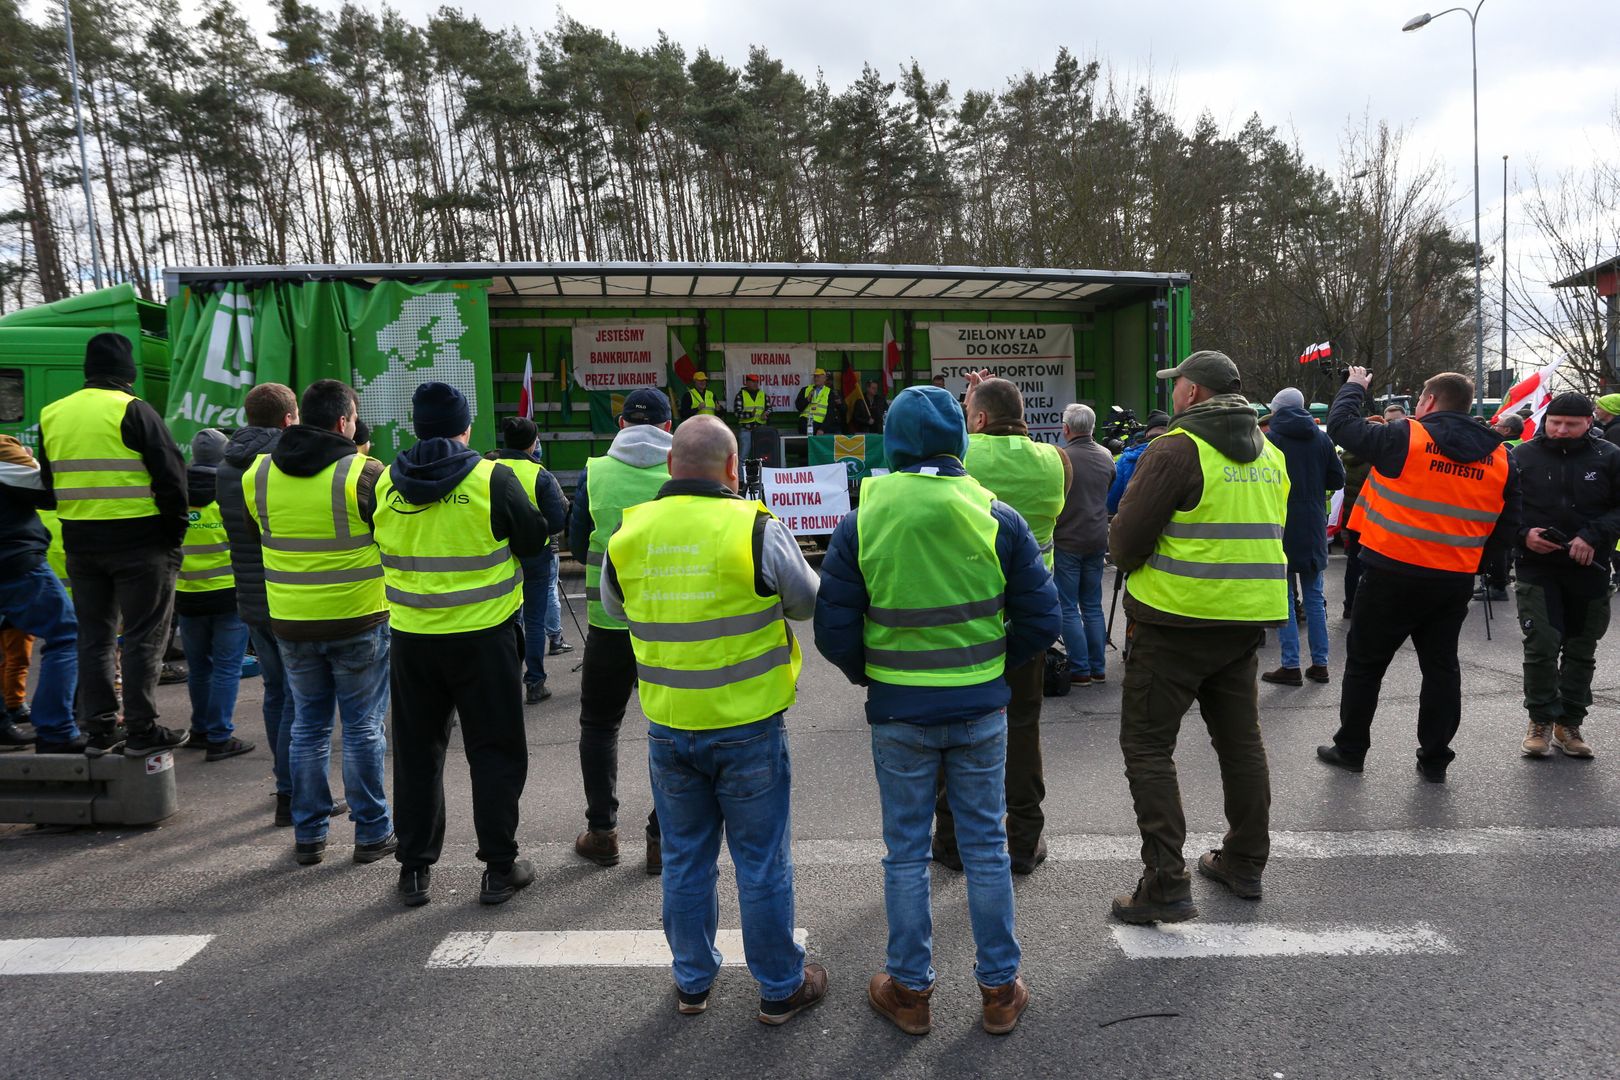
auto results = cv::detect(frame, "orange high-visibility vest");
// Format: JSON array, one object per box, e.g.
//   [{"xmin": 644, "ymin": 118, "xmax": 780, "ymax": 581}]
[{"xmin": 1347, "ymin": 418, "xmax": 1507, "ymax": 573}]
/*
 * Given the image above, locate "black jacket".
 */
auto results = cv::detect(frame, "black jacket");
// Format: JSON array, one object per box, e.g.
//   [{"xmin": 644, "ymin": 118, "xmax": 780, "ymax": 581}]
[
  {"xmin": 1598, "ymin": 416, "xmax": 1620, "ymax": 451},
  {"xmin": 1327, "ymin": 382, "xmax": 1520, "ymax": 581},
  {"xmin": 1266, "ymin": 405, "xmax": 1345, "ymax": 575},
  {"xmin": 217, "ymin": 426, "xmax": 283, "ymax": 626},
  {"xmin": 1510, "ymin": 431, "xmax": 1620, "ymax": 585},
  {"xmin": 175, "ymin": 462, "xmax": 236, "ymax": 618},
  {"xmin": 493, "ymin": 448, "xmax": 568, "ymax": 550},
  {"xmin": 36, "ymin": 377, "xmax": 188, "ymax": 553}
]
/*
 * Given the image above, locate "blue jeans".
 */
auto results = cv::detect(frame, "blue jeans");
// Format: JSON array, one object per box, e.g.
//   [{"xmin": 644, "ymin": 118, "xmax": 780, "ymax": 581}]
[
  {"xmin": 280, "ymin": 624, "xmax": 392, "ymax": 844},
  {"xmin": 1054, "ymin": 549, "xmax": 1107, "ymax": 677},
  {"xmin": 178, "ymin": 611, "xmax": 249, "ymax": 742},
  {"xmin": 519, "ymin": 554, "xmax": 549, "ymax": 687},
  {"xmin": 0, "ymin": 561, "xmax": 78, "ymax": 740},
  {"xmin": 870, "ymin": 711, "xmax": 1020, "ymax": 991},
  {"xmin": 647, "ymin": 714, "xmax": 804, "ymax": 1001},
  {"xmin": 1277, "ymin": 570, "xmax": 1329, "ymax": 669},
  {"xmin": 248, "ymin": 621, "xmax": 294, "ymax": 796},
  {"xmin": 543, "ymin": 549, "xmax": 562, "ymax": 643}
]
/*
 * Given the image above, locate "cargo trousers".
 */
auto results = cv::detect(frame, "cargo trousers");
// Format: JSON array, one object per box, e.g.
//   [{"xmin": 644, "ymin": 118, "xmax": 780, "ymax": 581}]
[
  {"xmin": 1119, "ymin": 619, "xmax": 1271, "ymax": 902},
  {"xmin": 1516, "ymin": 577, "xmax": 1613, "ymax": 728}
]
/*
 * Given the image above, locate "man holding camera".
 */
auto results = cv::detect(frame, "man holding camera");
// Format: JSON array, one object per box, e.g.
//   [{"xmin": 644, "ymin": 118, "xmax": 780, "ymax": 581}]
[{"xmin": 1509, "ymin": 393, "xmax": 1620, "ymax": 760}]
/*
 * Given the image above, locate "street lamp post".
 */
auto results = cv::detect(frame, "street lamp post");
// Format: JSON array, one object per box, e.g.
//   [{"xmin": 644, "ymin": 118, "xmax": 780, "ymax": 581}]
[
  {"xmin": 62, "ymin": 0, "xmax": 102, "ymax": 290},
  {"xmin": 1404, "ymin": 2, "xmax": 1486, "ymax": 412}
]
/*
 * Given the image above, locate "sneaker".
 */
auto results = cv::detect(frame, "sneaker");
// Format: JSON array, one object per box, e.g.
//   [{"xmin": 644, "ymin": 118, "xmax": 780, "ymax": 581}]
[
  {"xmin": 1522, "ymin": 722, "xmax": 1552, "ymax": 758},
  {"xmin": 1196, "ymin": 849, "xmax": 1262, "ymax": 900},
  {"xmin": 574, "ymin": 828, "xmax": 620, "ymax": 867},
  {"xmin": 354, "ymin": 832, "xmax": 399, "ymax": 864},
  {"xmin": 930, "ymin": 838, "xmax": 963, "ymax": 873},
  {"xmin": 6, "ymin": 703, "xmax": 30, "ymax": 725},
  {"xmin": 294, "ymin": 839, "xmax": 327, "ymax": 865},
  {"xmin": 159, "ymin": 662, "xmax": 188, "ymax": 685},
  {"xmin": 330, "ymin": 798, "xmax": 350, "ymax": 818},
  {"xmin": 1069, "ymin": 672, "xmax": 1092, "ymax": 686},
  {"xmin": 1091, "ymin": 672, "xmax": 1106, "ymax": 684},
  {"xmin": 1553, "ymin": 725, "xmax": 1594, "ymax": 759},
  {"xmin": 480, "ymin": 859, "xmax": 535, "ymax": 904},
  {"xmin": 1415, "ymin": 758, "xmax": 1448, "ymax": 784},
  {"xmin": 204, "ymin": 736, "xmax": 255, "ymax": 762},
  {"xmin": 35, "ymin": 734, "xmax": 90, "ymax": 755},
  {"xmin": 1262, "ymin": 667, "xmax": 1303, "ymax": 687},
  {"xmin": 548, "ymin": 640, "xmax": 574, "ymax": 656},
  {"xmin": 84, "ymin": 727, "xmax": 128, "ymax": 757},
  {"xmin": 0, "ymin": 722, "xmax": 35, "ymax": 749},
  {"xmin": 979, "ymin": 975, "xmax": 1030, "ymax": 1036},
  {"xmin": 1111, "ymin": 883, "xmax": 1198, "ymax": 925},
  {"xmin": 1305, "ymin": 665, "xmax": 1330, "ymax": 684},
  {"xmin": 180, "ymin": 730, "xmax": 211, "ymax": 749},
  {"xmin": 646, "ymin": 834, "xmax": 662, "ymax": 875},
  {"xmin": 757, "ymin": 962, "xmax": 828, "ymax": 1026},
  {"xmin": 1315, "ymin": 744, "xmax": 1364, "ymax": 773},
  {"xmin": 676, "ymin": 985, "xmax": 711, "ymax": 1016},
  {"xmin": 398, "ymin": 866, "xmax": 431, "ymax": 907},
  {"xmin": 525, "ymin": 683, "xmax": 552, "ymax": 705},
  {"xmin": 274, "ymin": 793, "xmax": 292, "ymax": 828},
  {"xmin": 124, "ymin": 725, "xmax": 189, "ymax": 757},
  {"xmin": 1010, "ymin": 836, "xmax": 1047, "ymax": 876},
  {"xmin": 867, "ymin": 972, "xmax": 933, "ymax": 1035}
]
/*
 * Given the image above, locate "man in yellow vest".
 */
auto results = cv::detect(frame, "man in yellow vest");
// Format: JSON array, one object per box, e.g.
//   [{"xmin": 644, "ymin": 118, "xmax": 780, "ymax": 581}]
[
  {"xmin": 242, "ymin": 379, "xmax": 393, "ymax": 867},
  {"xmin": 601, "ymin": 414, "xmax": 826, "ymax": 1023},
  {"xmin": 930, "ymin": 375, "xmax": 1070, "ymax": 877},
  {"xmin": 174, "ymin": 428, "xmax": 254, "ymax": 760},
  {"xmin": 1108, "ymin": 350, "xmax": 1288, "ymax": 923},
  {"xmin": 38, "ymin": 333, "xmax": 189, "ymax": 756},
  {"xmin": 733, "ymin": 372, "xmax": 770, "ymax": 460},
  {"xmin": 678, "ymin": 371, "xmax": 720, "ymax": 423},
  {"xmin": 816, "ymin": 385, "xmax": 1058, "ymax": 1037},
  {"xmin": 566, "ymin": 387, "xmax": 673, "ymax": 872},
  {"xmin": 374, "ymin": 383, "xmax": 548, "ymax": 906},
  {"xmin": 493, "ymin": 417, "xmax": 568, "ymax": 705},
  {"xmin": 796, "ymin": 368, "xmax": 839, "ymax": 435}
]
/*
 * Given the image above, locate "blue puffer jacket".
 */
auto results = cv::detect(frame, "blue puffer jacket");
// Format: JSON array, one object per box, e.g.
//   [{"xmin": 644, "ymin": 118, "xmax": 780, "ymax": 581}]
[
  {"xmin": 1106, "ymin": 439, "xmax": 1150, "ymax": 514},
  {"xmin": 814, "ymin": 385, "xmax": 1061, "ymax": 726}
]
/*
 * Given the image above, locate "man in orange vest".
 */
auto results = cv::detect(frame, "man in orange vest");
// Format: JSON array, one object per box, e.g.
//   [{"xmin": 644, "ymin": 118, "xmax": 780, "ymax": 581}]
[{"xmin": 1317, "ymin": 368, "xmax": 1519, "ymax": 782}]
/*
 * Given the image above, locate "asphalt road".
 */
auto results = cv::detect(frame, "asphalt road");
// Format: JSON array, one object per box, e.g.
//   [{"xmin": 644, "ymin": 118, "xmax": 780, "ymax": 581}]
[{"xmin": 3, "ymin": 560, "xmax": 1617, "ymax": 1080}]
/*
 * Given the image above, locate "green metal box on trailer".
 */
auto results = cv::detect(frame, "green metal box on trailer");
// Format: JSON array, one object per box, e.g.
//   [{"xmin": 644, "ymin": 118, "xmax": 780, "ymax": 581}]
[{"xmin": 0, "ymin": 284, "xmax": 171, "ymax": 448}]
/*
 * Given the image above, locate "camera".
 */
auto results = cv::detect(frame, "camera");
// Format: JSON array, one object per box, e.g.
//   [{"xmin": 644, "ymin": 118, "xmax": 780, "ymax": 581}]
[
  {"xmin": 1099, "ymin": 405, "xmax": 1146, "ymax": 445},
  {"xmin": 741, "ymin": 457, "xmax": 765, "ymax": 501}
]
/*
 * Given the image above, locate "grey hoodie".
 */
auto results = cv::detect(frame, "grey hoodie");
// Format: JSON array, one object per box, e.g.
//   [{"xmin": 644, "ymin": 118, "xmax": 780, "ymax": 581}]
[{"xmin": 566, "ymin": 423, "xmax": 674, "ymax": 560}]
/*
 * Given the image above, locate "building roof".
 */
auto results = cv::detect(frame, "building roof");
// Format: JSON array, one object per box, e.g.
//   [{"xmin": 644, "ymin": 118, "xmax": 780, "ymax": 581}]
[
  {"xmin": 1551, "ymin": 255, "xmax": 1620, "ymax": 290},
  {"xmin": 164, "ymin": 261, "xmax": 1189, "ymax": 311}
]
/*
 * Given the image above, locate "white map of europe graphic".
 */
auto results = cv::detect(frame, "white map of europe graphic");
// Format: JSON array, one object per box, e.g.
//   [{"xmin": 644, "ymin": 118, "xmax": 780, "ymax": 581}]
[{"xmin": 351, "ymin": 293, "xmax": 478, "ymax": 453}]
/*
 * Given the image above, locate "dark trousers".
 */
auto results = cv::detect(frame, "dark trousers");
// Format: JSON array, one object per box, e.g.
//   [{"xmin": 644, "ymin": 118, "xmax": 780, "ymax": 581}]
[
  {"xmin": 66, "ymin": 544, "xmax": 178, "ymax": 735},
  {"xmin": 1333, "ymin": 566, "xmax": 1472, "ymax": 765},
  {"xmin": 1120, "ymin": 620, "xmax": 1270, "ymax": 902},
  {"xmin": 579, "ymin": 624, "xmax": 659, "ymax": 837},
  {"xmin": 1515, "ymin": 577, "xmax": 1613, "ymax": 727},
  {"xmin": 391, "ymin": 620, "xmax": 529, "ymax": 867},
  {"xmin": 933, "ymin": 653, "xmax": 1045, "ymax": 858},
  {"xmin": 1342, "ymin": 530, "xmax": 1364, "ymax": 615}
]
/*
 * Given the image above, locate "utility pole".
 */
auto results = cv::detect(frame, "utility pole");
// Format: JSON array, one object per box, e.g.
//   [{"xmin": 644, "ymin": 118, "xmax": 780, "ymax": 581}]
[
  {"xmin": 62, "ymin": 0, "xmax": 103, "ymax": 290},
  {"xmin": 1501, "ymin": 154, "xmax": 1509, "ymax": 393}
]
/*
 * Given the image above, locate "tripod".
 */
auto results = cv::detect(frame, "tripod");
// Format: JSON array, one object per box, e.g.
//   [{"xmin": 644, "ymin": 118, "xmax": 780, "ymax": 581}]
[
  {"xmin": 1105, "ymin": 567, "xmax": 1127, "ymax": 655},
  {"xmin": 741, "ymin": 456, "xmax": 766, "ymax": 502}
]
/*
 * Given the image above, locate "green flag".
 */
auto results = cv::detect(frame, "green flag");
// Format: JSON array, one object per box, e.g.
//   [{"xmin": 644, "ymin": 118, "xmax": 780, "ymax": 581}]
[
  {"xmin": 809, "ymin": 434, "xmax": 888, "ymax": 485},
  {"xmin": 164, "ymin": 282, "xmax": 293, "ymax": 455}
]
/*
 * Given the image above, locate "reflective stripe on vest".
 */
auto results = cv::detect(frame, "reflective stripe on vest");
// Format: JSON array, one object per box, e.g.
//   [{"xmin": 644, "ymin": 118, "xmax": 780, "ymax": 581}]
[
  {"xmin": 965, "ymin": 432, "xmax": 1067, "ymax": 570},
  {"xmin": 857, "ymin": 471, "xmax": 1007, "ymax": 686},
  {"xmin": 687, "ymin": 388, "xmax": 716, "ymax": 415},
  {"xmin": 373, "ymin": 458, "xmax": 522, "ymax": 634},
  {"xmin": 1346, "ymin": 418, "xmax": 1507, "ymax": 573},
  {"xmin": 1125, "ymin": 431, "xmax": 1290, "ymax": 622},
  {"xmin": 40, "ymin": 388, "xmax": 158, "ymax": 520},
  {"xmin": 610, "ymin": 496, "xmax": 799, "ymax": 729},
  {"xmin": 584, "ymin": 453, "xmax": 670, "ymax": 629},
  {"xmin": 738, "ymin": 389, "xmax": 769, "ymax": 426},
  {"xmin": 177, "ymin": 501, "xmax": 235, "ymax": 592},
  {"xmin": 244, "ymin": 453, "xmax": 386, "ymax": 622},
  {"xmin": 802, "ymin": 385, "xmax": 830, "ymax": 423}
]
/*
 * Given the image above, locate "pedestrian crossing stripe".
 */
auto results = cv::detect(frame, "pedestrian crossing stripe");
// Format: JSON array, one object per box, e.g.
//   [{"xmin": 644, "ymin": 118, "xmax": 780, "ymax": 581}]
[
  {"xmin": 427, "ymin": 929, "xmax": 809, "ymax": 969},
  {"xmin": 1111, "ymin": 922, "xmax": 1455, "ymax": 960},
  {"xmin": 0, "ymin": 935, "xmax": 214, "ymax": 975}
]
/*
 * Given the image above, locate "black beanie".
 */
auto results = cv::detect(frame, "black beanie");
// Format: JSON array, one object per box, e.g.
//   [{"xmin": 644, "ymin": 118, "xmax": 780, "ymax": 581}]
[
  {"xmin": 352, "ymin": 419, "xmax": 371, "ymax": 446},
  {"xmin": 1546, "ymin": 391, "xmax": 1593, "ymax": 418},
  {"xmin": 84, "ymin": 332, "xmax": 136, "ymax": 385},
  {"xmin": 502, "ymin": 416, "xmax": 539, "ymax": 450},
  {"xmin": 412, "ymin": 381, "xmax": 471, "ymax": 439}
]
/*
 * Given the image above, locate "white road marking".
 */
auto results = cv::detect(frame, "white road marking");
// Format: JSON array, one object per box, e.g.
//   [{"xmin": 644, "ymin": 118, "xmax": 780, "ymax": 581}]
[
  {"xmin": 1112, "ymin": 922, "xmax": 1456, "ymax": 960},
  {"xmin": 0, "ymin": 935, "xmax": 214, "ymax": 975},
  {"xmin": 427, "ymin": 928, "xmax": 809, "ymax": 969}
]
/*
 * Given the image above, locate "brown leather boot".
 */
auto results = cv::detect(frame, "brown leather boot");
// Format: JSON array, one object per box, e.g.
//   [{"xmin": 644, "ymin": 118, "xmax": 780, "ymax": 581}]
[
  {"xmin": 574, "ymin": 828, "xmax": 620, "ymax": 866},
  {"xmin": 867, "ymin": 972, "xmax": 933, "ymax": 1035},
  {"xmin": 979, "ymin": 975, "xmax": 1030, "ymax": 1035}
]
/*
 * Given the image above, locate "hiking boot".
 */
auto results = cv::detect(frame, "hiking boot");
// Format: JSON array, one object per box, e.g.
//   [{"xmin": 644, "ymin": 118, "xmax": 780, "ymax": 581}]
[
  {"xmin": 1553, "ymin": 725, "xmax": 1594, "ymax": 759},
  {"xmin": 867, "ymin": 972, "xmax": 933, "ymax": 1035},
  {"xmin": 35, "ymin": 734, "xmax": 90, "ymax": 755},
  {"xmin": 330, "ymin": 797, "xmax": 350, "ymax": 818},
  {"xmin": 1305, "ymin": 665, "xmax": 1330, "ymax": 684},
  {"xmin": 1090, "ymin": 672, "xmax": 1106, "ymax": 684},
  {"xmin": 1196, "ymin": 849, "xmax": 1262, "ymax": 900},
  {"xmin": 1522, "ymin": 722, "xmax": 1552, "ymax": 758},
  {"xmin": 1069, "ymin": 672, "xmax": 1092, "ymax": 686},
  {"xmin": 1316, "ymin": 744, "xmax": 1364, "ymax": 773},
  {"xmin": 0, "ymin": 722, "xmax": 35, "ymax": 749},
  {"xmin": 548, "ymin": 639, "xmax": 574, "ymax": 656},
  {"xmin": 294, "ymin": 839, "xmax": 327, "ymax": 865},
  {"xmin": 646, "ymin": 834, "xmax": 662, "ymax": 875},
  {"xmin": 930, "ymin": 838, "xmax": 962, "ymax": 872},
  {"xmin": 757, "ymin": 962, "xmax": 827, "ymax": 1026},
  {"xmin": 1262, "ymin": 666, "xmax": 1303, "ymax": 687},
  {"xmin": 159, "ymin": 662, "xmax": 188, "ymax": 685},
  {"xmin": 676, "ymin": 985, "xmax": 711, "ymax": 1016},
  {"xmin": 124, "ymin": 725, "xmax": 189, "ymax": 757},
  {"xmin": 524, "ymin": 683, "xmax": 551, "ymax": 705},
  {"xmin": 274, "ymin": 793, "xmax": 292, "ymax": 827},
  {"xmin": 1415, "ymin": 758, "xmax": 1447, "ymax": 784},
  {"xmin": 354, "ymin": 832, "xmax": 399, "ymax": 864},
  {"xmin": 1111, "ymin": 883, "xmax": 1198, "ymax": 925},
  {"xmin": 480, "ymin": 859, "xmax": 535, "ymax": 904},
  {"xmin": 1010, "ymin": 836, "xmax": 1048, "ymax": 876},
  {"xmin": 398, "ymin": 866, "xmax": 431, "ymax": 907},
  {"xmin": 979, "ymin": 975, "xmax": 1030, "ymax": 1036},
  {"xmin": 574, "ymin": 828, "xmax": 620, "ymax": 867},
  {"xmin": 204, "ymin": 736, "xmax": 255, "ymax": 762}
]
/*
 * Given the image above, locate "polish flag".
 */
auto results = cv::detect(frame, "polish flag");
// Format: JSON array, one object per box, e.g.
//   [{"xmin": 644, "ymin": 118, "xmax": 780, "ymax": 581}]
[
  {"xmin": 1297, "ymin": 340, "xmax": 1333, "ymax": 364},
  {"xmin": 882, "ymin": 320, "xmax": 902, "ymax": 392},
  {"xmin": 1522, "ymin": 387, "xmax": 1555, "ymax": 441},
  {"xmin": 517, "ymin": 354, "xmax": 534, "ymax": 419},
  {"xmin": 1491, "ymin": 356, "xmax": 1564, "ymax": 424}
]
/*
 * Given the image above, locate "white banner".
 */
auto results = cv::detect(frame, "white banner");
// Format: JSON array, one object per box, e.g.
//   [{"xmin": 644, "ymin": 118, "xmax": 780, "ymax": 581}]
[
  {"xmin": 927, "ymin": 323, "xmax": 1076, "ymax": 442},
  {"xmin": 760, "ymin": 463, "xmax": 851, "ymax": 537},
  {"xmin": 571, "ymin": 323, "xmax": 668, "ymax": 390},
  {"xmin": 723, "ymin": 345, "xmax": 817, "ymax": 413}
]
